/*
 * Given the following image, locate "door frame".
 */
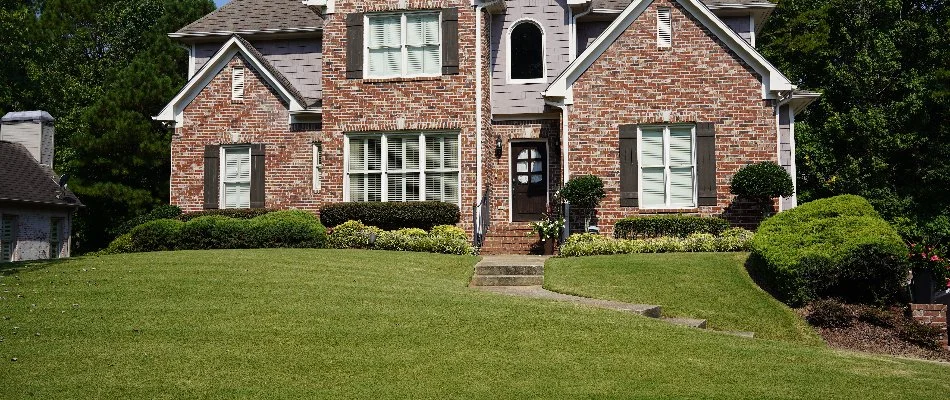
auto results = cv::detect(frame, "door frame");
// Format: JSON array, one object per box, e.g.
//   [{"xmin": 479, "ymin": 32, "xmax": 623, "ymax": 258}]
[{"xmin": 508, "ymin": 139, "xmax": 551, "ymax": 223}]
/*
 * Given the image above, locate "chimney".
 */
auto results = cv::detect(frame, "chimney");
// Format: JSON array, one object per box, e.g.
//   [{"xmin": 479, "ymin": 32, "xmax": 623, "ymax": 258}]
[{"xmin": 1, "ymin": 111, "xmax": 55, "ymax": 168}]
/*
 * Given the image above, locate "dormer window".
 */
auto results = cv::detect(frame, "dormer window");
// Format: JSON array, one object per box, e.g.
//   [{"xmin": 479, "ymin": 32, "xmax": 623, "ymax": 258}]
[
  {"xmin": 508, "ymin": 20, "xmax": 545, "ymax": 83},
  {"xmin": 657, "ymin": 8, "xmax": 672, "ymax": 48}
]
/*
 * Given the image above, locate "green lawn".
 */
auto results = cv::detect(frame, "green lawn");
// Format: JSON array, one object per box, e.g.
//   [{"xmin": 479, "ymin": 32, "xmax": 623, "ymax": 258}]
[
  {"xmin": 0, "ymin": 249, "xmax": 947, "ymax": 399},
  {"xmin": 546, "ymin": 252, "xmax": 820, "ymax": 344}
]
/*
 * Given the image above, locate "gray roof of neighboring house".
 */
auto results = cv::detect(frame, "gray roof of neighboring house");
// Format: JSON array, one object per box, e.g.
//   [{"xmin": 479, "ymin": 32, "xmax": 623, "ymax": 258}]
[
  {"xmin": 0, "ymin": 141, "xmax": 82, "ymax": 208},
  {"xmin": 592, "ymin": 0, "xmax": 775, "ymax": 10},
  {"xmin": 231, "ymin": 35, "xmax": 319, "ymax": 106},
  {"xmin": 174, "ymin": 0, "xmax": 324, "ymax": 37},
  {"xmin": 1, "ymin": 111, "xmax": 54, "ymax": 123}
]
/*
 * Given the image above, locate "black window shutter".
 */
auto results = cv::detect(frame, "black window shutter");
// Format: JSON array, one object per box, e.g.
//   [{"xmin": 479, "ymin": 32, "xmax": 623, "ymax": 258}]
[
  {"xmin": 250, "ymin": 144, "xmax": 266, "ymax": 209},
  {"xmin": 346, "ymin": 13, "xmax": 364, "ymax": 79},
  {"xmin": 203, "ymin": 145, "xmax": 220, "ymax": 210},
  {"xmin": 619, "ymin": 124, "xmax": 639, "ymax": 207},
  {"xmin": 442, "ymin": 8, "xmax": 459, "ymax": 75},
  {"xmin": 696, "ymin": 122, "xmax": 717, "ymax": 206}
]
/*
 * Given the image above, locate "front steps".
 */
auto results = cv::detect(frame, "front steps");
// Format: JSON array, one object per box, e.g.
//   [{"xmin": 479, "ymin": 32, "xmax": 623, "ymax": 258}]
[
  {"xmin": 470, "ymin": 256, "xmax": 546, "ymax": 287},
  {"xmin": 478, "ymin": 224, "xmax": 544, "ymax": 255}
]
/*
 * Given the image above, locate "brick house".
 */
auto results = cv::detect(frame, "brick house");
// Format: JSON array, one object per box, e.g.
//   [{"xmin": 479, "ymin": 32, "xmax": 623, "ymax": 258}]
[{"xmin": 155, "ymin": 0, "xmax": 818, "ymax": 253}]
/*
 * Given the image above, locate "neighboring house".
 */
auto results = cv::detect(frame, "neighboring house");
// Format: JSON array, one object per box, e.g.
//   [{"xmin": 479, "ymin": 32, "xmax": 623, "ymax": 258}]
[
  {"xmin": 156, "ymin": 0, "xmax": 818, "ymax": 252},
  {"xmin": 0, "ymin": 111, "xmax": 82, "ymax": 262}
]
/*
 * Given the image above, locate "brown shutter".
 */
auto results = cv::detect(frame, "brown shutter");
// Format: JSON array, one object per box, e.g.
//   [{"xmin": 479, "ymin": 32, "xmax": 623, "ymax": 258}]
[
  {"xmin": 619, "ymin": 125, "xmax": 639, "ymax": 207},
  {"xmin": 203, "ymin": 145, "xmax": 220, "ymax": 209},
  {"xmin": 441, "ymin": 8, "xmax": 459, "ymax": 75},
  {"xmin": 250, "ymin": 144, "xmax": 266, "ymax": 209},
  {"xmin": 696, "ymin": 122, "xmax": 717, "ymax": 206},
  {"xmin": 346, "ymin": 13, "xmax": 364, "ymax": 79}
]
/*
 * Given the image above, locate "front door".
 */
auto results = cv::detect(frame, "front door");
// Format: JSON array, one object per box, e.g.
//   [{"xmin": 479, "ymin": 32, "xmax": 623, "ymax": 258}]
[{"xmin": 511, "ymin": 142, "xmax": 547, "ymax": 222}]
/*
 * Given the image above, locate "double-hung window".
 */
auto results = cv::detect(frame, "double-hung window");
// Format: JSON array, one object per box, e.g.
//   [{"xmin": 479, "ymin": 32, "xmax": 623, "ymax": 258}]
[
  {"xmin": 222, "ymin": 146, "xmax": 252, "ymax": 208},
  {"xmin": 366, "ymin": 12, "xmax": 441, "ymax": 78},
  {"xmin": 347, "ymin": 132, "xmax": 459, "ymax": 204},
  {"xmin": 1, "ymin": 215, "xmax": 16, "ymax": 262},
  {"xmin": 640, "ymin": 125, "xmax": 696, "ymax": 208}
]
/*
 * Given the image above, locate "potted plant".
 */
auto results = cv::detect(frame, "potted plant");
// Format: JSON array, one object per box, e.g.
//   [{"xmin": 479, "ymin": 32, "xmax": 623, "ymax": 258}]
[
  {"xmin": 730, "ymin": 161, "xmax": 794, "ymax": 217},
  {"xmin": 908, "ymin": 242, "xmax": 950, "ymax": 303},
  {"xmin": 558, "ymin": 174, "xmax": 606, "ymax": 233},
  {"xmin": 530, "ymin": 217, "xmax": 564, "ymax": 255}
]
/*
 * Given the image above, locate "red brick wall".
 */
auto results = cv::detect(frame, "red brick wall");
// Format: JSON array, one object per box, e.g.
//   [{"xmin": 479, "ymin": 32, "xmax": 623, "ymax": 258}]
[
  {"xmin": 488, "ymin": 120, "xmax": 561, "ymax": 228},
  {"xmin": 910, "ymin": 304, "xmax": 949, "ymax": 350},
  {"xmin": 569, "ymin": 0, "xmax": 779, "ymax": 234},
  {"xmin": 171, "ymin": 56, "xmax": 325, "ymax": 213},
  {"xmin": 322, "ymin": 1, "xmax": 484, "ymax": 232}
]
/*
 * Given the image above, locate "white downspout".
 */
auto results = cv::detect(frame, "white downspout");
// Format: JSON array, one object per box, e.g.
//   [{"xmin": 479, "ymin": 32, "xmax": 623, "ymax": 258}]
[
  {"xmin": 475, "ymin": 0, "xmax": 501, "ymax": 236},
  {"xmin": 569, "ymin": 3, "xmax": 593, "ymax": 61}
]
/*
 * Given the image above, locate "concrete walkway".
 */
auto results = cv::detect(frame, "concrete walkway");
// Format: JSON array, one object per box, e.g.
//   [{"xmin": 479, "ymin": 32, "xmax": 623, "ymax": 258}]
[{"xmin": 472, "ymin": 255, "xmax": 753, "ymax": 334}]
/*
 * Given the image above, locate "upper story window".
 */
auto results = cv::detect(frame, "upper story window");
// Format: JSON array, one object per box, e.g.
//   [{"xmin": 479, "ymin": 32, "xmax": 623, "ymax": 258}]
[
  {"xmin": 657, "ymin": 8, "xmax": 672, "ymax": 48},
  {"xmin": 640, "ymin": 125, "xmax": 695, "ymax": 208},
  {"xmin": 365, "ymin": 12, "xmax": 441, "ymax": 78},
  {"xmin": 508, "ymin": 20, "xmax": 545, "ymax": 83}
]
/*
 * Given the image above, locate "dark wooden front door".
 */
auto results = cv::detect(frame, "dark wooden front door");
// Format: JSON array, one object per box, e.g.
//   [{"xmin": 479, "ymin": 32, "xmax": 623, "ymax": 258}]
[{"xmin": 511, "ymin": 142, "xmax": 547, "ymax": 222}]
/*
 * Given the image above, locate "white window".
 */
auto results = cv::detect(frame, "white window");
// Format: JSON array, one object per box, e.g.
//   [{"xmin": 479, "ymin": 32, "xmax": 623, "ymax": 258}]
[
  {"xmin": 313, "ymin": 142, "xmax": 323, "ymax": 192},
  {"xmin": 366, "ymin": 12, "xmax": 441, "ymax": 78},
  {"xmin": 640, "ymin": 125, "xmax": 695, "ymax": 208},
  {"xmin": 657, "ymin": 8, "xmax": 672, "ymax": 48},
  {"xmin": 221, "ymin": 146, "xmax": 251, "ymax": 208},
  {"xmin": 231, "ymin": 66, "xmax": 245, "ymax": 100},
  {"xmin": 49, "ymin": 217, "xmax": 64, "ymax": 259},
  {"xmin": 346, "ymin": 132, "xmax": 459, "ymax": 204},
  {"xmin": 1, "ymin": 215, "xmax": 16, "ymax": 262}
]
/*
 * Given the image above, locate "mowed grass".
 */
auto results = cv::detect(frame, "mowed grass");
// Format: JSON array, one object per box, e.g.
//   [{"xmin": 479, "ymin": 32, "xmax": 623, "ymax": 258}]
[
  {"xmin": 546, "ymin": 253, "xmax": 822, "ymax": 344},
  {"xmin": 0, "ymin": 249, "xmax": 946, "ymax": 399}
]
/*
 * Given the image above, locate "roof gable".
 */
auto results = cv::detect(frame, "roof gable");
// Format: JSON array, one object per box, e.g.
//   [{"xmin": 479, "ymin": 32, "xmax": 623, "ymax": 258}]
[
  {"xmin": 155, "ymin": 36, "xmax": 308, "ymax": 125},
  {"xmin": 172, "ymin": 0, "xmax": 324, "ymax": 39},
  {"xmin": 546, "ymin": 0, "xmax": 792, "ymax": 102}
]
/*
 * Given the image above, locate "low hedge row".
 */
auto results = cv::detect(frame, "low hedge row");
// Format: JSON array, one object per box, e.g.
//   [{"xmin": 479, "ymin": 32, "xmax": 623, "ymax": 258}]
[
  {"xmin": 749, "ymin": 195, "xmax": 907, "ymax": 306},
  {"xmin": 104, "ymin": 210, "xmax": 327, "ymax": 254},
  {"xmin": 327, "ymin": 220, "xmax": 475, "ymax": 255},
  {"xmin": 614, "ymin": 215, "xmax": 731, "ymax": 239},
  {"xmin": 560, "ymin": 228, "xmax": 754, "ymax": 257},
  {"xmin": 177, "ymin": 208, "xmax": 276, "ymax": 222},
  {"xmin": 320, "ymin": 202, "xmax": 460, "ymax": 231}
]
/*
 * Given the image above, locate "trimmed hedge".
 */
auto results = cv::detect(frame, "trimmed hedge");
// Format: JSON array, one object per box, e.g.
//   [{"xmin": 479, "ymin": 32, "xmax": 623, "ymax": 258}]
[
  {"xmin": 319, "ymin": 202, "xmax": 460, "ymax": 231},
  {"xmin": 559, "ymin": 228, "xmax": 753, "ymax": 257},
  {"xmin": 115, "ymin": 204, "xmax": 183, "ymax": 235},
  {"xmin": 749, "ymin": 195, "xmax": 907, "ymax": 306},
  {"xmin": 177, "ymin": 208, "xmax": 276, "ymax": 222},
  {"xmin": 119, "ymin": 210, "xmax": 327, "ymax": 253},
  {"xmin": 614, "ymin": 215, "xmax": 730, "ymax": 239},
  {"xmin": 327, "ymin": 221, "xmax": 475, "ymax": 255}
]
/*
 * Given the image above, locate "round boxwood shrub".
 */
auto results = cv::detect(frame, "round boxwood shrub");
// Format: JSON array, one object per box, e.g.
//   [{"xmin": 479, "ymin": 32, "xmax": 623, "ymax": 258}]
[
  {"xmin": 730, "ymin": 161, "xmax": 794, "ymax": 200},
  {"xmin": 129, "ymin": 219, "xmax": 184, "ymax": 252},
  {"xmin": 558, "ymin": 174, "xmax": 606, "ymax": 210},
  {"xmin": 749, "ymin": 195, "xmax": 908, "ymax": 306},
  {"xmin": 249, "ymin": 210, "xmax": 328, "ymax": 248}
]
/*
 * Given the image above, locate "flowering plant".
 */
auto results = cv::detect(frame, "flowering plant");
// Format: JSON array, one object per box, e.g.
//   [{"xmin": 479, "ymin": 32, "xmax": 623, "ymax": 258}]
[
  {"xmin": 908, "ymin": 242, "xmax": 950, "ymax": 288},
  {"xmin": 529, "ymin": 216, "xmax": 565, "ymax": 241}
]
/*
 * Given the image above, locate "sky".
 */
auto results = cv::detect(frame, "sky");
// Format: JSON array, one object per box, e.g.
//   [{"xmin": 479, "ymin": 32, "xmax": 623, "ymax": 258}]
[{"xmin": 215, "ymin": 0, "xmax": 229, "ymax": 7}]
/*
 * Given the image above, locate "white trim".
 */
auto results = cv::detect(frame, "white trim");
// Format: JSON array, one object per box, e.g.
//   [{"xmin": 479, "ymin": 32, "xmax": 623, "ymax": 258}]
[
  {"xmin": 168, "ymin": 27, "xmax": 323, "ymax": 39},
  {"xmin": 188, "ymin": 44, "xmax": 196, "ymax": 79},
  {"xmin": 544, "ymin": 0, "xmax": 793, "ymax": 101},
  {"xmin": 155, "ymin": 36, "xmax": 306, "ymax": 124},
  {"xmin": 569, "ymin": 3, "xmax": 594, "ymax": 62},
  {"xmin": 313, "ymin": 142, "xmax": 323, "ymax": 192},
  {"xmin": 789, "ymin": 109, "xmax": 797, "ymax": 209},
  {"xmin": 507, "ymin": 139, "xmax": 551, "ymax": 223},
  {"xmin": 506, "ymin": 18, "xmax": 547, "ymax": 84},
  {"xmin": 748, "ymin": 14, "xmax": 756, "ymax": 48},
  {"xmin": 636, "ymin": 124, "xmax": 698, "ymax": 209},
  {"xmin": 363, "ymin": 11, "xmax": 443, "ymax": 79}
]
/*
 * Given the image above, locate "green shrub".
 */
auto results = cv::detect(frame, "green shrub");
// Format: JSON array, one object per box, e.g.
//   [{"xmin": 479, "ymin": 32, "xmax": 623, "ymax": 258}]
[
  {"xmin": 716, "ymin": 228, "xmax": 755, "ymax": 252},
  {"xmin": 805, "ymin": 299, "xmax": 853, "ymax": 328},
  {"xmin": 328, "ymin": 220, "xmax": 384, "ymax": 249},
  {"xmin": 559, "ymin": 229, "xmax": 752, "ymax": 257},
  {"xmin": 558, "ymin": 174, "xmax": 606, "ymax": 210},
  {"xmin": 857, "ymin": 307, "xmax": 896, "ymax": 328},
  {"xmin": 730, "ymin": 161, "xmax": 794, "ymax": 200},
  {"xmin": 320, "ymin": 202, "xmax": 460, "ymax": 231},
  {"xmin": 178, "ymin": 216, "xmax": 231, "ymax": 250},
  {"xmin": 178, "ymin": 208, "xmax": 275, "ymax": 222},
  {"xmin": 128, "ymin": 219, "xmax": 184, "ymax": 252},
  {"xmin": 429, "ymin": 225, "xmax": 467, "ymax": 241},
  {"xmin": 115, "ymin": 204, "xmax": 183, "ymax": 236},
  {"xmin": 749, "ymin": 195, "xmax": 908, "ymax": 306},
  {"xmin": 249, "ymin": 210, "xmax": 327, "ymax": 248},
  {"xmin": 100, "ymin": 233, "xmax": 134, "ymax": 255},
  {"xmin": 683, "ymin": 233, "xmax": 717, "ymax": 252},
  {"xmin": 614, "ymin": 215, "xmax": 730, "ymax": 239}
]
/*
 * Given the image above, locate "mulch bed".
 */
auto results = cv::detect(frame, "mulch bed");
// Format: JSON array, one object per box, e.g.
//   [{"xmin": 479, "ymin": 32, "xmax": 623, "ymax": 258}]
[{"xmin": 796, "ymin": 304, "xmax": 950, "ymax": 363}]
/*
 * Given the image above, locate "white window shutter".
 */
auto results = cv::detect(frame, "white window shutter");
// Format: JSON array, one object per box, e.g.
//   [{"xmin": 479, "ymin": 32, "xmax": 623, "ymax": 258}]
[
  {"xmin": 231, "ymin": 66, "xmax": 245, "ymax": 100},
  {"xmin": 657, "ymin": 8, "xmax": 672, "ymax": 48},
  {"xmin": 313, "ymin": 143, "xmax": 322, "ymax": 192}
]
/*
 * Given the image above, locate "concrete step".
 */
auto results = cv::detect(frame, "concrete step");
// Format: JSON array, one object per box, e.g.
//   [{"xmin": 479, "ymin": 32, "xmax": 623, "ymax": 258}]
[
  {"xmin": 477, "ymin": 286, "xmax": 662, "ymax": 317},
  {"xmin": 475, "ymin": 264, "xmax": 544, "ymax": 276},
  {"xmin": 470, "ymin": 275, "xmax": 544, "ymax": 287},
  {"xmin": 662, "ymin": 317, "xmax": 708, "ymax": 329}
]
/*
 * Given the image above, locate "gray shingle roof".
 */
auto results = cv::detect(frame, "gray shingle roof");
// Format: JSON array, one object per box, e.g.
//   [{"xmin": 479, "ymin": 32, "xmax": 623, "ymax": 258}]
[
  {"xmin": 1, "ymin": 111, "xmax": 54, "ymax": 123},
  {"xmin": 231, "ymin": 35, "xmax": 318, "ymax": 106},
  {"xmin": 592, "ymin": 0, "xmax": 775, "ymax": 10},
  {"xmin": 0, "ymin": 141, "xmax": 81, "ymax": 208},
  {"xmin": 175, "ymin": 0, "xmax": 324, "ymax": 36}
]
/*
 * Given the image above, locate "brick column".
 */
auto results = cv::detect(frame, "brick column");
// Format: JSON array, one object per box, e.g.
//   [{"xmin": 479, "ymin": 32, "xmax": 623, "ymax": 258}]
[{"xmin": 911, "ymin": 304, "xmax": 949, "ymax": 350}]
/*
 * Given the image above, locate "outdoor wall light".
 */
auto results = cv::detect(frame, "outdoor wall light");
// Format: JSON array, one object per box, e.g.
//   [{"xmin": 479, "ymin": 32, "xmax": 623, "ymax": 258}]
[{"xmin": 495, "ymin": 136, "xmax": 503, "ymax": 154}]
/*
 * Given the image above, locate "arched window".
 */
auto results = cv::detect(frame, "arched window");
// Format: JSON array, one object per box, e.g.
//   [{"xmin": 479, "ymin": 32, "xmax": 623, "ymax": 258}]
[{"xmin": 509, "ymin": 21, "xmax": 544, "ymax": 81}]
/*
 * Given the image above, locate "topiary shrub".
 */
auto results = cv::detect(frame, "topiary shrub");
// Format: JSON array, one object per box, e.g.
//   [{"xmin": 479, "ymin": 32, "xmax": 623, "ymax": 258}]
[
  {"xmin": 559, "ymin": 174, "xmax": 606, "ymax": 228},
  {"xmin": 128, "ymin": 219, "xmax": 184, "ymax": 252},
  {"xmin": 320, "ymin": 202, "xmax": 460, "ymax": 231},
  {"xmin": 614, "ymin": 215, "xmax": 730, "ymax": 239},
  {"xmin": 730, "ymin": 161, "xmax": 794, "ymax": 200},
  {"xmin": 749, "ymin": 195, "xmax": 908, "ymax": 306},
  {"xmin": 805, "ymin": 299, "xmax": 854, "ymax": 328}
]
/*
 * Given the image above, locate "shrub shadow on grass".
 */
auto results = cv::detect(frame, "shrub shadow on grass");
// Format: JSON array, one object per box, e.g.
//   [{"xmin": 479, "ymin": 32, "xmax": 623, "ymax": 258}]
[
  {"xmin": 1, "ymin": 258, "xmax": 70, "ymax": 276},
  {"xmin": 744, "ymin": 252, "xmax": 783, "ymax": 304}
]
